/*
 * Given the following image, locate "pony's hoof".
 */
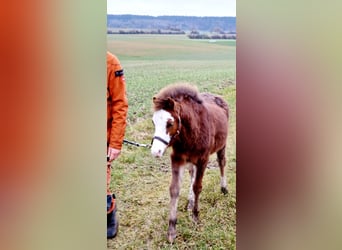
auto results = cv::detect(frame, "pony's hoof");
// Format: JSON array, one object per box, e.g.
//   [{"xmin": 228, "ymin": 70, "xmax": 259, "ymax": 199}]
[
  {"xmin": 221, "ymin": 187, "xmax": 228, "ymax": 195},
  {"xmin": 186, "ymin": 200, "xmax": 194, "ymax": 210},
  {"xmin": 167, "ymin": 231, "xmax": 176, "ymax": 243},
  {"xmin": 192, "ymin": 211, "xmax": 199, "ymax": 223},
  {"xmin": 167, "ymin": 220, "xmax": 177, "ymax": 243}
]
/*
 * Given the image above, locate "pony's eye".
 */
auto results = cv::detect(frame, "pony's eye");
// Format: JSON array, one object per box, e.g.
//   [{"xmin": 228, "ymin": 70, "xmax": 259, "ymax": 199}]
[{"xmin": 166, "ymin": 121, "xmax": 173, "ymax": 128}]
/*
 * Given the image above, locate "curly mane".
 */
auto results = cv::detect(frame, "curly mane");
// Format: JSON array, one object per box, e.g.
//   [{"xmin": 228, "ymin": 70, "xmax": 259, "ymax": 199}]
[{"xmin": 153, "ymin": 83, "xmax": 203, "ymax": 111}]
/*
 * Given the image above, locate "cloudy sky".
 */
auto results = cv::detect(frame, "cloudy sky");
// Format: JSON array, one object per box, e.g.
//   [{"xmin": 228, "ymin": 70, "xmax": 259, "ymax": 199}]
[{"xmin": 107, "ymin": 0, "xmax": 236, "ymax": 17}]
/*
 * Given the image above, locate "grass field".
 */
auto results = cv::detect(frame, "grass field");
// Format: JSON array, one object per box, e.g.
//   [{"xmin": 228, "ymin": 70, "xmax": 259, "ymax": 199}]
[{"xmin": 107, "ymin": 34, "xmax": 236, "ymax": 249}]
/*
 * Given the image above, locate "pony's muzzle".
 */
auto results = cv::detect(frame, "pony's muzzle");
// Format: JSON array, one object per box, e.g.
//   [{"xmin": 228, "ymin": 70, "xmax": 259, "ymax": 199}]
[
  {"xmin": 151, "ymin": 145, "xmax": 165, "ymax": 158},
  {"xmin": 151, "ymin": 149, "xmax": 163, "ymax": 158},
  {"xmin": 151, "ymin": 141, "xmax": 168, "ymax": 158}
]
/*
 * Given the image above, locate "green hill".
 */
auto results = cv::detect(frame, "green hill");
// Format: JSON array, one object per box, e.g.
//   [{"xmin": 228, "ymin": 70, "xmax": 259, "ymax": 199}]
[{"xmin": 107, "ymin": 14, "xmax": 236, "ymax": 33}]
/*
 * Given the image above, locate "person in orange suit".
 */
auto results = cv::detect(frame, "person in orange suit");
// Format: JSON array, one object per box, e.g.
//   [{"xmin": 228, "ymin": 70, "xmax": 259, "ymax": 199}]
[{"xmin": 106, "ymin": 51, "xmax": 128, "ymax": 239}]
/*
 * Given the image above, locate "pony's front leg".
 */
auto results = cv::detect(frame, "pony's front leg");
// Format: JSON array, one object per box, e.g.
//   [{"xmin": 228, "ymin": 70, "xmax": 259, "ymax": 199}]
[
  {"xmin": 168, "ymin": 164, "xmax": 184, "ymax": 243},
  {"xmin": 187, "ymin": 164, "xmax": 196, "ymax": 210}
]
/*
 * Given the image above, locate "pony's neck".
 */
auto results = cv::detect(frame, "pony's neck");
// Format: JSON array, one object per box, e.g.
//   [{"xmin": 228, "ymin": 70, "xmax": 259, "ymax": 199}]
[{"xmin": 173, "ymin": 101, "xmax": 205, "ymax": 140}]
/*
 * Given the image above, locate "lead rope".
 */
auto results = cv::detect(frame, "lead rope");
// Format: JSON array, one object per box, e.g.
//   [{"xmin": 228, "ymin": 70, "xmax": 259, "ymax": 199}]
[{"xmin": 123, "ymin": 139, "xmax": 151, "ymax": 148}]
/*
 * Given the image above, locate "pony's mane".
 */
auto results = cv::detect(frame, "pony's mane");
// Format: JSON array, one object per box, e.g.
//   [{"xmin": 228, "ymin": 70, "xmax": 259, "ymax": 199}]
[{"xmin": 153, "ymin": 83, "xmax": 202, "ymax": 111}]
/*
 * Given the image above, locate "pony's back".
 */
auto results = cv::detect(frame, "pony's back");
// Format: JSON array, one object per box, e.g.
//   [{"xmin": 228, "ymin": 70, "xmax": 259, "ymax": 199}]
[{"xmin": 200, "ymin": 93, "xmax": 229, "ymax": 118}]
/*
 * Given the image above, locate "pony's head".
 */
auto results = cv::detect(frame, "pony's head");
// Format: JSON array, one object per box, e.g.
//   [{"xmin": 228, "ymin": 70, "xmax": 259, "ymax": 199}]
[{"xmin": 151, "ymin": 97, "xmax": 181, "ymax": 157}]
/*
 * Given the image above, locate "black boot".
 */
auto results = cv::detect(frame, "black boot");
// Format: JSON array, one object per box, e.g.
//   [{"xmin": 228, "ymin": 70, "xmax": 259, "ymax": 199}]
[{"xmin": 107, "ymin": 194, "xmax": 119, "ymax": 239}]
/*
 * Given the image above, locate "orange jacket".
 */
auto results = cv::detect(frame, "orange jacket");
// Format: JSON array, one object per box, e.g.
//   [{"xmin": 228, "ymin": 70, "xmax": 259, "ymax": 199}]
[{"xmin": 107, "ymin": 52, "xmax": 128, "ymax": 150}]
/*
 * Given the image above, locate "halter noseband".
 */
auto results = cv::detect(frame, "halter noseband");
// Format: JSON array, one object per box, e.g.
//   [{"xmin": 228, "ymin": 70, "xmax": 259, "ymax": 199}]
[{"xmin": 152, "ymin": 136, "xmax": 169, "ymax": 146}]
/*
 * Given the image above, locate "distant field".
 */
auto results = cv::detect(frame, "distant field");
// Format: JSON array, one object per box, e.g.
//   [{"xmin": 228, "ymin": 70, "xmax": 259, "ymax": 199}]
[
  {"xmin": 107, "ymin": 34, "xmax": 236, "ymax": 249},
  {"xmin": 108, "ymin": 34, "xmax": 236, "ymax": 61}
]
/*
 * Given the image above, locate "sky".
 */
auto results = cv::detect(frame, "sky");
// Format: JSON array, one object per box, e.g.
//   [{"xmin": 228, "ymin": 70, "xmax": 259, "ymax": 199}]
[{"xmin": 107, "ymin": 0, "xmax": 236, "ymax": 17}]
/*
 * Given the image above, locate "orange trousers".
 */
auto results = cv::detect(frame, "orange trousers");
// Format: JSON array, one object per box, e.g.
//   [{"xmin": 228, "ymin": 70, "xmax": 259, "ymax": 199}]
[
  {"xmin": 107, "ymin": 164, "xmax": 116, "ymax": 214},
  {"xmin": 107, "ymin": 164, "xmax": 112, "ymax": 195}
]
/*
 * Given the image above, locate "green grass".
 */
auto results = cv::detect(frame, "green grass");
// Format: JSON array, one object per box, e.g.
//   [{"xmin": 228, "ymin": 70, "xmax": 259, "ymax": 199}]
[{"xmin": 107, "ymin": 34, "xmax": 236, "ymax": 249}]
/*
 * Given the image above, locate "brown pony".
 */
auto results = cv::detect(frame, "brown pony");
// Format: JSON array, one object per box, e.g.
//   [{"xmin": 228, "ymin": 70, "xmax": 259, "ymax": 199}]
[{"xmin": 151, "ymin": 83, "xmax": 229, "ymax": 242}]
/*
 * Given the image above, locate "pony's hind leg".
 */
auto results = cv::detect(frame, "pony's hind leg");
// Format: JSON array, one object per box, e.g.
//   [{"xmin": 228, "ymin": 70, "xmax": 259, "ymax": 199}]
[
  {"xmin": 186, "ymin": 164, "xmax": 196, "ymax": 210},
  {"xmin": 168, "ymin": 164, "xmax": 185, "ymax": 243},
  {"xmin": 217, "ymin": 146, "xmax": 228, "ymax": 194}
]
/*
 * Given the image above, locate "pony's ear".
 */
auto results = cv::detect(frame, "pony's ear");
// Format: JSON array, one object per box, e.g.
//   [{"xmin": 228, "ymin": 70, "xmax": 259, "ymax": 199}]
[
  {"xmin": 165, "ymin": 97, "xmax": 175, "ymax": 110},
  {"xmin": 174, "ymin": 101, "xmax": 181, "ymax": 113}
]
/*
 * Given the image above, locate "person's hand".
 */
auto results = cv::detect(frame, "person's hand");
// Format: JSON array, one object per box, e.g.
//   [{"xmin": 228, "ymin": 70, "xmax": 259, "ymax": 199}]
[{"xmin": 107, "ymin": 147, "xmax": 121, "ymax": 163}]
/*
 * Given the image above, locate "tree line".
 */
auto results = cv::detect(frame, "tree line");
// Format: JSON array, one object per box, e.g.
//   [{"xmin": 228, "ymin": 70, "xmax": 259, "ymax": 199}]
[
  {"xmin": 107, "ymin": 29, "xmax": 236, "ymax": 40},
  {"xmin": 187, "ymin": 30, "xmax": 236, "ymax": 40},
  {"xmin": 188, "ymin": 33, "xmax": 236, "ymax": 40},
  {"xmin": 107, "ymin": 29, "xmax": 185, "ymax": 35}
]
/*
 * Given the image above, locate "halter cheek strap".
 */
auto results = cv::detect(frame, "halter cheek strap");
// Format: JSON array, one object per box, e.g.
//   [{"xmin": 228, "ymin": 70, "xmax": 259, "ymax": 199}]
[
  {"xmin": 177, "ymin": 114, "xmax": 181, "ymax": 133},
  {"xmin": 172, "ymin": 114, "xmax": 181, "ymax": 138}
]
